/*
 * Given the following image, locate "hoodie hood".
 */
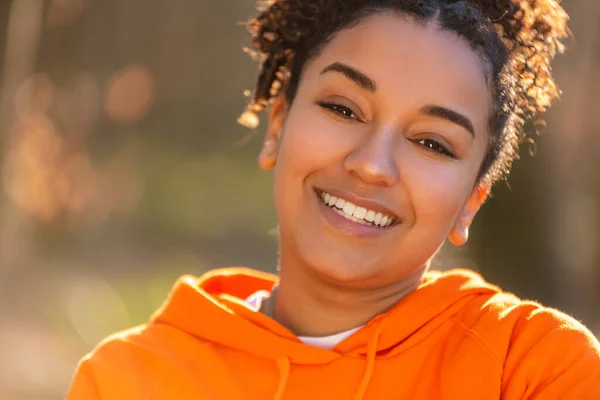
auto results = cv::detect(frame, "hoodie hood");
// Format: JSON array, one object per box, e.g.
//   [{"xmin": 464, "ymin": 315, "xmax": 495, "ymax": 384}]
[
  {"xmin": 69, "ymin": 267, "xmax": 600, "ymax": 400},
  {"xmin": 151, "ymin": 267, "xmax": 500, "ymax": 365}
]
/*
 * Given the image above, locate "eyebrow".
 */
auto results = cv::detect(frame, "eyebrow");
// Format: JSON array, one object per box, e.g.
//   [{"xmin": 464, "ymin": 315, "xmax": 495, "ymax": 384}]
[
  {"xmin": 320, "ymin": 62, "xmax": 376, "ymax": 92},
  {"xmin": 419, "ymin": 105, "xmax": 475, "ymax": 137},
  {"xmin": 320, "ymin": 62, "xmax": 475, "ymax": 137}
]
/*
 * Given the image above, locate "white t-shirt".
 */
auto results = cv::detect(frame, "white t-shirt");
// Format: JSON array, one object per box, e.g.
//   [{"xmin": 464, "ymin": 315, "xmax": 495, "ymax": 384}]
[{"xmin": 245, "ymin": 290, "xmax": 362, "ymax": 350}]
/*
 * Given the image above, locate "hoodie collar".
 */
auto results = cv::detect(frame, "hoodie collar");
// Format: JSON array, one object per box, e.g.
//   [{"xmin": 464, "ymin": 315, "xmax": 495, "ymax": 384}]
[{"xmin": 151, "ymin": 267, "xmax": 500, "ymax": 364}]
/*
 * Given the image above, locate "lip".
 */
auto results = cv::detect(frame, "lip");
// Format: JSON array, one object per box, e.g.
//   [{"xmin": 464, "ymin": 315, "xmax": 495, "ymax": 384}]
[
  {"xmin": 315, "ymin": 187, "xmax": 399, "ymax": 221},
  {"xmin": 313, "ymin": 188, "xmax": 399, "ymax": 238}
]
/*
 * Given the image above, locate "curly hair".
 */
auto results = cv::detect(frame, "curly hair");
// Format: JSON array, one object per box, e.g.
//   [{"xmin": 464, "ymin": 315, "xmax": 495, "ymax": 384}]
[{"xmin": 238, "ymin": 0, "xmax": 568, "ymax": 184}]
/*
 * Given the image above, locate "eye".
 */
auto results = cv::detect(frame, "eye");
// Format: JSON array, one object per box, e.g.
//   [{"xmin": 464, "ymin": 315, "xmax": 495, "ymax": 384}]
[
  {"xmin": 416, "ymin": 139, "xmax": 457, "ymax": 159},
  {"xmin": 317, "ymin": 101, "xmax": 361, "ymax": 122}
]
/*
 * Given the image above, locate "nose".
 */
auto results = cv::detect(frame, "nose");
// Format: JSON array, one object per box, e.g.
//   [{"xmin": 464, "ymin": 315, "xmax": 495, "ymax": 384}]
[{"xmin": 343, "ymin": 127, "xmax": 399, "ymax": 187}]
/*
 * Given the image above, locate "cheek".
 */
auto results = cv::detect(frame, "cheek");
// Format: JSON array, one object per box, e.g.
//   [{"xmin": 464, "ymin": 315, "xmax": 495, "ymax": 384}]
[
  {"xmin": 272, "ymin": 104, "xmax": 334, "ymax": 223},
  {"xmin": 275, "ymin": 103, "xmax": 357, "ymax": 179},
  {"xmin": 400, "ymin": 155, "xmax": 477, "ymax": 224}
]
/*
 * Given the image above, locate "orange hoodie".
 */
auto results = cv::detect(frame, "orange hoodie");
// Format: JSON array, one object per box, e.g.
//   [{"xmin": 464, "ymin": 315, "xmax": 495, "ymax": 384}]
[{"xmin": 67, "ymin": 268, "xmax": 600, "ymax": 399}]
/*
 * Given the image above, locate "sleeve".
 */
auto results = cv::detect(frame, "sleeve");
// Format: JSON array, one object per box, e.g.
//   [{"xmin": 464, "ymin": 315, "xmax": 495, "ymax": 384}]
[
  {"xmin": 501, "ymin": 308, "xmax": 600, "ymax": 399},
  {"xmin": 65, "ymin": 358, "xmax": 101, "ymax": 400}
]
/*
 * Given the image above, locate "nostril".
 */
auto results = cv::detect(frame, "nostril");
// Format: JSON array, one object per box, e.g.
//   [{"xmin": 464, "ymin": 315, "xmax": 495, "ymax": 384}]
[{"xmin": 344, "ymin": 149, "xmax": 398, "ymax": 188}]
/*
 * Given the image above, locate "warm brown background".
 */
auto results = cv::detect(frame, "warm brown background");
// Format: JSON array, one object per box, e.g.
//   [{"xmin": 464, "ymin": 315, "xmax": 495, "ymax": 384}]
[{"xmin": 0, "ymin": 1, "xmax": 598, "ymax": 399}]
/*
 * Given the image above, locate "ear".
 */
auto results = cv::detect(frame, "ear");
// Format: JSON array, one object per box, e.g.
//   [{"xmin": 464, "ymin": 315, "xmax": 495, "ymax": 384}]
[
  {"xmin": 258, "ymin": 97, "xmax": 288, "ymax": 170},
  {"xmin": 448, "ymin": 182, "xmax": 491, "ymax": 247}
]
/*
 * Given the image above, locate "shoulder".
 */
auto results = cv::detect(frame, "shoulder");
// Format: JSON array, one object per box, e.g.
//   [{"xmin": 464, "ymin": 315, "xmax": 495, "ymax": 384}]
[
  {"xmin": 454, "ymin": 289, "xmax": 600, "ymax": 398},
  {"xmin": 67, "ymin": 323, "xmax": 196, "ymax": 399}
]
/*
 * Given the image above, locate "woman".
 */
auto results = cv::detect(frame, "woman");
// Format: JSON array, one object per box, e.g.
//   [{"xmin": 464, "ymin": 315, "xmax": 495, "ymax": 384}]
[{"xmin": 67, "ymin": 0, "xmax": 600, "ymax": 399}]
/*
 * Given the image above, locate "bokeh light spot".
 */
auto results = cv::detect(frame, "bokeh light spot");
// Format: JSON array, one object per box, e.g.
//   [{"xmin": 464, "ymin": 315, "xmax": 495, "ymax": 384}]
[{"xmin": 105, "ymin": 65, "xmax": 156, "ymax": 124}]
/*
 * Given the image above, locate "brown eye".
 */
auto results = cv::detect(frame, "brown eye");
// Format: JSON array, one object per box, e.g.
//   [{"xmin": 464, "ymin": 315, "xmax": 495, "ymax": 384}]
[
  {"xmin": 416, "ymin": 139, "xmax": 456, "ymax": 159},
  {"xmin": 317, "ymin": 101, "xmax": 361, "ymax": 121}
]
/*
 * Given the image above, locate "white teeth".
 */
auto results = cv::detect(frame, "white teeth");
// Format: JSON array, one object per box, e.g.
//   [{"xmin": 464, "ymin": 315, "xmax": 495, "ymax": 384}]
[
  {"xmin": 381, "ymin": 216, "xmax": 389, "ymax": 227},
  {"xmin": 353, "ymin": 207, "xmax": 367, "ymax": 219},
  {"xmin": 365, "ymin": 210, "xmax": 375, "ymax": 222},
  {"xmin": 318, "ymin": 190, "xmax": 396, "ymax": 228},
  {"xmin": 374, "ymin": 213, "xmax": 383, "ymax": 225},
  {"xmin": 342, "ymin": 202, "xmax": 356, "ymax": 215}
]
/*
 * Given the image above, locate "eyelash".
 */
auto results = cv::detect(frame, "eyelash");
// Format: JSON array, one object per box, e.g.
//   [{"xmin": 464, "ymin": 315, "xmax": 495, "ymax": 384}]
[
  {"xmin": 415, "ymin": 139, "xmax": 457, "ymax": 159},
  {"xmin": 317, "ymin": 101, "xmax": 361, "ymax": 121},
  {"xmin": 318, "ymin": 101, "xmax": 456, "ymax": 159}
]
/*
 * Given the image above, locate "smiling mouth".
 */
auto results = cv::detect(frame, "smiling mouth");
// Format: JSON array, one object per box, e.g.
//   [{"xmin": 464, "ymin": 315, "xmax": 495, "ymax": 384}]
[{"xmin": 316, "ymin": 189, "xmax": 398, "ymax": 228}]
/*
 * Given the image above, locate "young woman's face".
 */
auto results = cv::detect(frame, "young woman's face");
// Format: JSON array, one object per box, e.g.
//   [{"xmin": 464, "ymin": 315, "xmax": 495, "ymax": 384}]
[{"xmin": 263, "ymin": 13, "xmax": 491, "ymax": 287}]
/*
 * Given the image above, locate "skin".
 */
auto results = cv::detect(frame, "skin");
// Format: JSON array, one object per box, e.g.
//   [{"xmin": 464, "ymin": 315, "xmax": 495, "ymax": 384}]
[{"xmin": 258, "ymin": 13, "xmax": 492, "ymax": 337}]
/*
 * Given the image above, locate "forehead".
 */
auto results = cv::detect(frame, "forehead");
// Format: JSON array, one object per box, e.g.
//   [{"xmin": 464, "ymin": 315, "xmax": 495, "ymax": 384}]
[{"xmin": 304, "ymin": 12, "xmax": 491, "ymax": 128}]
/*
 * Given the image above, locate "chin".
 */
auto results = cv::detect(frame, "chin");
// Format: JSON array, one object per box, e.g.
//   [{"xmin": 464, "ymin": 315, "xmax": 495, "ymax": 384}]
[{"xmin": 300, "ymin": 245, "xmax": 390, "ymax": 287}]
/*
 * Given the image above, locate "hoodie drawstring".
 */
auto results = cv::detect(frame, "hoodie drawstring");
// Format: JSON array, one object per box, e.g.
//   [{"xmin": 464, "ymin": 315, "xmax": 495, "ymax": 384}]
[
  {"xmin": 273, "ymin": 317, "xmax": 387, "ymax": 400},
  {"xmin": 353, "ymin": 317, "xmax": 388, "ymax": 400},
  {"xmin": 274, "ymin": 356, "xmax": 290, "ymax": 400}
]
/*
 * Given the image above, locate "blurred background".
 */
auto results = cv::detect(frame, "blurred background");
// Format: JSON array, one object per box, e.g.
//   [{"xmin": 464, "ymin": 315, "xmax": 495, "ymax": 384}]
[{"xmin": 0, "ymin": 0, "xmax": 598, "ymax": 398}]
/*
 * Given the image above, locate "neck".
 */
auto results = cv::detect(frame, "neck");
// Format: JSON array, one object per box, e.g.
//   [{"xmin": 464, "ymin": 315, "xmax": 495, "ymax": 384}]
[{"xmin": 272, "ymin": 255, "xmax": 427, "ymax": 337}]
